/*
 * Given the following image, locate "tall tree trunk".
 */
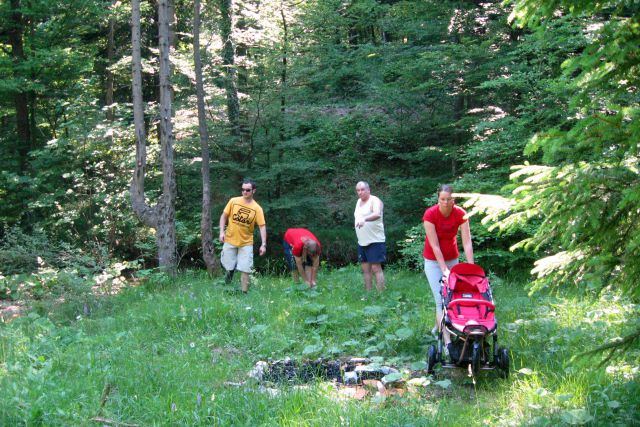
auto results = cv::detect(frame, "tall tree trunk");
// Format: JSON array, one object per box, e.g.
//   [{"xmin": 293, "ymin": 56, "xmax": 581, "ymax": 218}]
[
  {"xmin": 451, "ymin": 94, "xmax": 464, "ymax": 176},
  {"xmin": 194, "ymin": 0, "xmax": 220, "ymax": 274},
  {"xmin": 130, "ymin": 0, "xmax": 177, "ymax": 275},
  {"xmin": 105, "ymin": 1, "xmax": 116, "ymax": 122},
  {"xmin": 276, "ymin": 1, "xmax": 288, "ymax": 199},
  {"xmin": 218, "ymin": 0, "xmax": 243, "ymax": 165},
  {"xmin": 168, "ymin": 0, "xmax": 176, "ymax": 48},
  {"xmin": 156, "ymin": 0, "xmax": 177, "ymax": 273},
  {"xmin": 234, "ymin": 6, "xmax": 251, "ymax": 167},
  {"xmin": 8, "ymin": 0, "xmax": 31, "ymax": 163}
]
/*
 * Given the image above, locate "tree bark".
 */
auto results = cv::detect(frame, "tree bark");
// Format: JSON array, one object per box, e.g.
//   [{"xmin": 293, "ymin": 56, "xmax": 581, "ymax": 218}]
[
  {"xmin": 105, "ymin": 1, "xmax": 115, "ymax": 121},
  {"xmin": 194, "ymin": 0, "xmax": 220, "ymax": 274},
  {"xmin": 130, "ymin": 0, "xmax": 177, "ymax": 276},
  {"xmin": 168, "ymin": 0, "xmax": 176, "ymax": 48},
  {"xmin": 452, "ymin": 94, "xmax": 464, "ymax": 176},
  {"xmin": 218, "ymin": 0, "xmax": 243, "ymax": 161},
  {"xmin": 156, "ymin": 0, "xmax": 177, "ymax": 274},
  {"xmin": 276, "ymin": 1, "xmax": 288, "ymax": 199},
  {"xmin": 8, "ymin": 0, "xmax": 31, "ymax": 162}
]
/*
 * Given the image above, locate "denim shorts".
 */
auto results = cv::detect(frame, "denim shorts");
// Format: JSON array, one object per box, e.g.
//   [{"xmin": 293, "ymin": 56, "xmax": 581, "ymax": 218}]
[
  {"xmin": 357, "ymin": 242, "xmax": 386, "ymax": 264},
  {"xmin": 283, "ymin": 239, "xmax": 312, "ymax": 270}
]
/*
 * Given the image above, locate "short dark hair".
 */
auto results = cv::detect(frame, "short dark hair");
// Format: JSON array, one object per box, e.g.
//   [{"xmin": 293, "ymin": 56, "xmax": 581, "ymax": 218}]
[
  {"xmin": 242, "ymin": 179, "xmax": 256, "ymax": 190},
  {"xmin": 438, "ymin": 184, "xmax": 454, "ymax": 194}
]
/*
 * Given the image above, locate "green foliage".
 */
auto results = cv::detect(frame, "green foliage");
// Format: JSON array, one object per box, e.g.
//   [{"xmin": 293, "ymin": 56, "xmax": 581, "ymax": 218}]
[
  {"xmin": 0, "ymin": 225, "xmax": 100, "ymax": 276},
  {"xmin": 0, "ymin": 0, "xmax": 636, "ymax": 300},
  {"xmin": 486, "ymin": 0, "xmax": 640, "ymax": 298}
]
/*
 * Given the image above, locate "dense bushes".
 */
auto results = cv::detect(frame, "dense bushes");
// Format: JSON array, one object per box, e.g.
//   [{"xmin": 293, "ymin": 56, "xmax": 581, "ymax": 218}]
[{"xmin": 0, "ymin": 226, "xmax": 138, "ymax": 301}]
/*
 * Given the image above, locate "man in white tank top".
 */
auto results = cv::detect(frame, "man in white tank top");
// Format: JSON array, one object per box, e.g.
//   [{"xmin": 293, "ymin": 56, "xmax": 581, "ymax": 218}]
[{"xmin": 354, "ymin": 181, "xmax": 386, "ymax": 291}]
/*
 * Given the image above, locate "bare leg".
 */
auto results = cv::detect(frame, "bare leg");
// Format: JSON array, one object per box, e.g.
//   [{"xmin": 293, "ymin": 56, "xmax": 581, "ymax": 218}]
[
  {"xmin": 241, "ymin": 272, "xmax": 250, "ymax": 293},
  {"xmin": 304, "ymin": 266, "xmax": 313, "ymax": 287},
  {"xmin": 361, "ymin": 262, "xmax": 372, "ymax": 291},
  {"xmin": 437, "ymin": 312, "xmax": 451, "ymax": 345},
  {"xmin": 371, "ymin": 263, "xmax": 385, "ymax": 292}
]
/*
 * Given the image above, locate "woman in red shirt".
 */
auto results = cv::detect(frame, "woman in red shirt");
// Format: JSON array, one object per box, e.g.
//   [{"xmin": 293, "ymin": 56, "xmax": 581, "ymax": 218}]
[{"xmin": 423, "ymin": 184, "xmax": 474, "ymax": 352}]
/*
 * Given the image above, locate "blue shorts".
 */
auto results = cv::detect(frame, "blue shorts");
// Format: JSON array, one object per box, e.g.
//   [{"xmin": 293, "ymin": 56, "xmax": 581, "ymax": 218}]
[
  {"xmin": 358, "ymin": 242, "xmax": 386, "ymax": 264},
  {"xmin": 283, "ymin": 239, "xmax": 313, "ymax": 270}
]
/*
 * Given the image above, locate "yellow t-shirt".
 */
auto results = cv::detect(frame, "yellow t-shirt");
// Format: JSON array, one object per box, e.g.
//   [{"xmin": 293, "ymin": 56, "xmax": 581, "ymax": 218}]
[{"xmin": 223, "ymin": 197, "xmax": 266, "ymax": 247}]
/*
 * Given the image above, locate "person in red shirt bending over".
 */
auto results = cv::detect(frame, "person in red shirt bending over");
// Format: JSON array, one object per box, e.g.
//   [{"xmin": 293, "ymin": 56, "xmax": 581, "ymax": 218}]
[
  {"xmin": 423, "ymin": 184, "xmax": 474, "ymax": 355},
  {"xmin": 283, "ymin": 228, "xmax": 321, "ymax": 288}
]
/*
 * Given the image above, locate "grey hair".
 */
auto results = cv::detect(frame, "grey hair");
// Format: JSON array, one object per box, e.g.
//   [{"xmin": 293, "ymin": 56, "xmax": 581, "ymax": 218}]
[
  {"xmin": 356, "ymin": 181, "xmax": 370, "ymax": 190},
  {"xmin": 305, "ymin": 240, "xmax": 319, "ymax": 256}
]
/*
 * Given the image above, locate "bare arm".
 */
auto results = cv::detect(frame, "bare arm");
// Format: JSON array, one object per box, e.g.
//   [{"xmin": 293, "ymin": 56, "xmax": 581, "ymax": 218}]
[
  {"xmin": 294, "ymin": 256, "xmax": 307, "ymax": 283},
  {"xmin": 356, "ymin": 197, "xmax": 383, "ymax": 228},
  {"xmin": 424, "ymin": 221, "xmax": 449, "ymax": 275},
  {"xmin": 219, "ymin": 212, "xmax": 228, "ymax": 242},
  {"xmin": 460, "ymin": 221, "xmax": 474, "ymax": 264},
  {"xmin": 310, "ymin": 255, "xmax": 320, "ymax": 286},
  {"xmin": 258, "ymin": 224, "xmax": 267, "ymax": 256},
  {"xmin": 368, "ymin": 197, "xmax": 382, "ymax": 221}
]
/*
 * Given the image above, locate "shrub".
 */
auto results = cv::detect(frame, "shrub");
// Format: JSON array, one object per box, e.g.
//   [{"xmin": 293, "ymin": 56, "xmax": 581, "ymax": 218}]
[{"xmin": 0, "ymin": 225, "xmax": 101, "ymax": 276}]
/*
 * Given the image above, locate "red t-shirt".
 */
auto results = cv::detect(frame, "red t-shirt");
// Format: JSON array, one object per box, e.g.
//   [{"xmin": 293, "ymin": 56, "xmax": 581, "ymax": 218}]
[
  {"xmin": 422, "ymin": 205, "xmax": 467, "ymax": 261},
  {"xmin": 284, "ymin": 228, "xmax": 322, "ymax": 257}
]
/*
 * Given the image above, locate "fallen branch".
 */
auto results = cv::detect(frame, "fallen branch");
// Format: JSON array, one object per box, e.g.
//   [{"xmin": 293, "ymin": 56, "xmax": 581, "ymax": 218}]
[{"xmin": 575, "ymin": 328, "xmax": 640, "ymax": 367}]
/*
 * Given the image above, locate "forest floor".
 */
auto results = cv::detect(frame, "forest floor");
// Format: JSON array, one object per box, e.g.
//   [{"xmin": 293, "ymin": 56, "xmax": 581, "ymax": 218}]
[{"xmin": 0, "ymin": 267, "xmax": 638, "ymax": 425}]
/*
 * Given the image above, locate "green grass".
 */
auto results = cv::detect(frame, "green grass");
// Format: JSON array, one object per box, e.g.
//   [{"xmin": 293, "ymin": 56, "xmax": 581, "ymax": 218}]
[{"xmin": 1, "ymin": 267, "xmax": 639, "ymax": 426}]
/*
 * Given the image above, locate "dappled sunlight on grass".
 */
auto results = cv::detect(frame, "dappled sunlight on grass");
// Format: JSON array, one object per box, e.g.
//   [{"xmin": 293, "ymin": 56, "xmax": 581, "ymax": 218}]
[{"xmin": 0, "ymin": 268, "xmax": 638, "ymax": 425}]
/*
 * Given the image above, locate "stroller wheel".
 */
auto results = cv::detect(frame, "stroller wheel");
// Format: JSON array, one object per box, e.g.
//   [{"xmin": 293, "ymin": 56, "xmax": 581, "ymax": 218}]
[
  {"xmin": 497, "ymin": 347, "xmax": 510, "ymax": 378},
  {"xmin": 427, "ymin": 345, "xmax": 437, "ymax": 374},
  {"xmin": 471, "ymin": 341, "xmax": 481, "ymax": 376}
]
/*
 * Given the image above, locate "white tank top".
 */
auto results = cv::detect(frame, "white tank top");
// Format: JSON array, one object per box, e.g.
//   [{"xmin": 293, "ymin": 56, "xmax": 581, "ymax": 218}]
[{"xmin": 354, "ymin": 196, "xmax": 385, "ymax": 246}]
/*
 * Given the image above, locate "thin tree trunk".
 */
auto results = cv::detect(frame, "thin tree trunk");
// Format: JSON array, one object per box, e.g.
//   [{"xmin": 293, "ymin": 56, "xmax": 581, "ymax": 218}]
[
  {"xmin": 130, "ymin": 0, "xmax": 177, "ymax": 276},
  {"xmin": 8, "ymin": 0, "xmax": 31, "ymax": 163},
  {"xmin": 106, "ymin": 2, "xmax": 116, "ymax": 121},
  {"xmin": 156, "ymin": 0, "xmax": 177, "ymax": 273},
  {"xmin": 452, "ymin": 94, "xmax": 464, "ymax": 176},
  {"xmin": 219, "ymin": 0, "xmax": 241, "ymax": 143},
  {"xmin": 131, "ymin": 0, "xmax": 155, "ymax": 226},
  {"xmin": 276, "ymin": 1, "xmax": 288, "ymax": 198},
  {"xmin": 168, "ymin": 0, "xmax": 176, "ymax": 48},
  {"xmin": 194, "ymin": 0, "xmax": 220, "ymax": 274}
]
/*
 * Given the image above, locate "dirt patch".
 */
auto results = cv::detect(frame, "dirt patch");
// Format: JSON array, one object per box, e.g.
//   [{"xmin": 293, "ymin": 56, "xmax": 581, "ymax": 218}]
[{"xmin": 0, "ymin": 300, "xmax": 27, "ymax": 322}]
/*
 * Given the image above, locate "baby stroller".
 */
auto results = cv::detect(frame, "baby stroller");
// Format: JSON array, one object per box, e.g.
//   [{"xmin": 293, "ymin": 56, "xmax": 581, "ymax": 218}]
[{"xmin": 426, "ymin": 263, "xmax": 510, "ymax": 377}]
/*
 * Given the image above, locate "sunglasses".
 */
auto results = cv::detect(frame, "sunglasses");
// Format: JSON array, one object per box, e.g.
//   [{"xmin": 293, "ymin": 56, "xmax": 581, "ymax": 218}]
[{"xmin": 241, "ymin": 188, "xmax": 253, "ymax": 192}]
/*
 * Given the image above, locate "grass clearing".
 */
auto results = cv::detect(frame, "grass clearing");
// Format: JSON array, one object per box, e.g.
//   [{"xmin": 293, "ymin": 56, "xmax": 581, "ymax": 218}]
[{"xmin": 1, "ymin": 267, "xmax": 638, "ymax": 425}]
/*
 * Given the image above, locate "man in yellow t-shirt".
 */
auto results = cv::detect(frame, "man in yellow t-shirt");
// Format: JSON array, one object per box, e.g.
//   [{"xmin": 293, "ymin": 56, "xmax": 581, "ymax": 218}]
[{"xmin": 218, "ymin": 179, "xmax": 267, "ymax": 293}]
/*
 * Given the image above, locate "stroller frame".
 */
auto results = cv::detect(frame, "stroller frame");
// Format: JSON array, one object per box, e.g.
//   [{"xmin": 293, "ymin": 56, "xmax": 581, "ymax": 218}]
[{"xmin": 426, "ymin": 263, "xmax": 509, "ymax": 378}]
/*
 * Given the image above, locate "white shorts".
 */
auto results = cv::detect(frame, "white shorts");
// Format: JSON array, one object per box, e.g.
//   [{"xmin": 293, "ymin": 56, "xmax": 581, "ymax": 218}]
[{"xmin": 221, "ymin": 243, "xmax": 254, "ymax": 273}]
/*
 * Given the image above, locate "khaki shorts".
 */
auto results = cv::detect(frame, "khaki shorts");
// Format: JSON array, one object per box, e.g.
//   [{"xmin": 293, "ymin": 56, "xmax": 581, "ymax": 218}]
[{"xmin": 221, "ymin": 243, "xmax": 254, "ymax": 273}]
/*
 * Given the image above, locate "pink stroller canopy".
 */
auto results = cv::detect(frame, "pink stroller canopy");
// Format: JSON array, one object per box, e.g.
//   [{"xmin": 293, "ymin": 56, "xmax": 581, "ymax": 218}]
[{"xmin": 448, "ymin": 263, "xmax": 489, "ymax": 293}]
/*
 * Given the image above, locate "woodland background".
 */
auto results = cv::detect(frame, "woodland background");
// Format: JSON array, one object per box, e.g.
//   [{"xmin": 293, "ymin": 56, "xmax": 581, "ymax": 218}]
[
  {"xmin": 0, "ymin": 0, "xmax": 638, "ymax": 313},
  {"xmin": 1, "ymin": 1, "xmax": 639, "ymax": 424}
]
